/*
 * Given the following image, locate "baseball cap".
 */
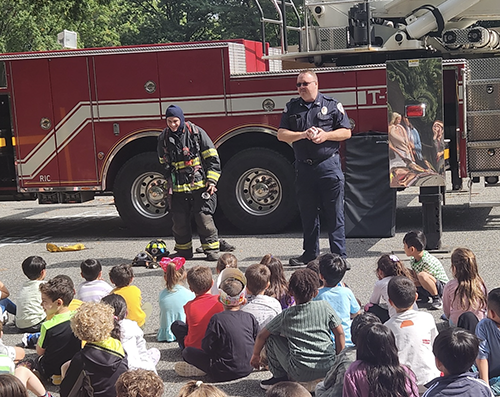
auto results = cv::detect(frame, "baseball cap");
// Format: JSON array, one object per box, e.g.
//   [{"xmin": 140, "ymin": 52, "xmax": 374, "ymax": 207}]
[{"xmin": 218, "ymin": 268, "xmax": 247, "ymax": 307}]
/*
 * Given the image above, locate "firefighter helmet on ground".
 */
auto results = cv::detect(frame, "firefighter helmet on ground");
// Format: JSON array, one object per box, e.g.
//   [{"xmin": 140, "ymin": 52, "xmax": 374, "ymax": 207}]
[
  {"xmin": 132, "ymin": 251, "xmax": 154, "ymax": 267},
  {"xmin": 145, "ymin": 239, "xmax": 170, "ymax": 259}
]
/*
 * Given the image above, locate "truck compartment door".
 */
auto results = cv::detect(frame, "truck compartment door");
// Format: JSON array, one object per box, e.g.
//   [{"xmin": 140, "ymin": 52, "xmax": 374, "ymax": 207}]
[
  {"xmin": 10, "ymin": 59, "xmax": 60, "ymax": 188},
  {"xmin": 49, "ymin": 56, "xmax": 97, "ymax": 186}
]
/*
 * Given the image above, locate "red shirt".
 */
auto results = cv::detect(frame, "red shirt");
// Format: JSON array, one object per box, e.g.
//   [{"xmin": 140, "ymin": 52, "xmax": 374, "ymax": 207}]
[{"xmin": 184, "ymin": 293, "xmax": 223, "ymax": 349}]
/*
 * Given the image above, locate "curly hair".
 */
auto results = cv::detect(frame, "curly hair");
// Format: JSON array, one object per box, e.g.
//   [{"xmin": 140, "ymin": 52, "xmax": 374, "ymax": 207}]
[
  {"xmin": 288, "ymin": 268, "xmax": 320, "ymax": 303},
  {"xmin": 116, "ymin": 369, "xmax": 164, "ymax": 397},
  {"xmin": 71, "ymin": 301, "xmax": 115, "ymax": 342},
  {"xmin": 177, "ymin": 381, "xmax": 227, "ymax": 397}
]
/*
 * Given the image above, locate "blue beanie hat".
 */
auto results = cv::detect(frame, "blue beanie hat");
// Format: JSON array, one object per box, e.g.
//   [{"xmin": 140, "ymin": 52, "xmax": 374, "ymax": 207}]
[{"xmin": 165, "ymin": 105, "xmax": 185, "ymax": 132}]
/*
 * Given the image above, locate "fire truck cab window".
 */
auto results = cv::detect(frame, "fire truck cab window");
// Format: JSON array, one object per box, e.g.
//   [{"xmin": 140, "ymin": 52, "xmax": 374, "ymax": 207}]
[{"xmin": 0, "ymin": 63, "xmax": 5, "ymax": 88}]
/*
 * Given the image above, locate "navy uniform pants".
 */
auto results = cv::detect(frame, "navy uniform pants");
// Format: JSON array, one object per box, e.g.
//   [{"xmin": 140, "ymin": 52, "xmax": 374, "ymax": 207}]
[{"xmin": 295, "ymin": 154, "xmax": 346, "ymax": 260}]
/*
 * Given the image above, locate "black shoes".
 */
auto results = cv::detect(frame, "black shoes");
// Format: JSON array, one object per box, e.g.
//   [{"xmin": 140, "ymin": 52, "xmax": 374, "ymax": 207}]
[
  {"xmin": 289, "ymin": 255, "xmax": 315, "ymax": 266},
  {"xmin": 195, "ymin": 239, "xmax": 235, "ymax": 254},
  {"xmin": 260, "ymin": 376, "xmax": 288, "ymax": 390}
]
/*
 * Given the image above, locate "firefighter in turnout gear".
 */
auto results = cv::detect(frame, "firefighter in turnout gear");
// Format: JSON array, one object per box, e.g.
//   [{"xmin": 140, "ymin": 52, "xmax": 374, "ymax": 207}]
[{"xmin": 157, "ymin": 105, "xmax": 221, "ymax": 261}]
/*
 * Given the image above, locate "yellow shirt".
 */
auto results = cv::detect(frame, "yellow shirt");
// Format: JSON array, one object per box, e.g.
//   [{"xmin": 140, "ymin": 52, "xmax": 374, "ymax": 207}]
[{"xmin": 112, "ymin": 285, "xmax": 146, "ymax": 327}]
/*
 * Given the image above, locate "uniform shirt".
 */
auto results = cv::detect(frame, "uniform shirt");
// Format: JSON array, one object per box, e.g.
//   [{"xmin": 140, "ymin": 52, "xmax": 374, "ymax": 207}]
[
  {"xmin": 410, "ymin": 251, "xmax": 449, "ymax": 283},
  {"xmin": 113, "ymin": 285, "xmax": 146, "ymax": 327},
  {"xmin": 15, "ymin": 279, "xmax": 45, "ymax": 329},
  {"xmin": 38, "ymin": 311, "xmax": 81, "ymax": 378},
  {"xmin": 476, "ymin": 318, "xmax": 500, "ymax": 378},
  {"xmin": 279, "ymin": 92, "xmax": 350, "ymax": 162},
  {"xmin": 385, "ymin": 309, "xmax": 440, "ymax": 385},
  {"xmin": 314, "ymin": 285, "xmax": 360, "ymax": 346}
]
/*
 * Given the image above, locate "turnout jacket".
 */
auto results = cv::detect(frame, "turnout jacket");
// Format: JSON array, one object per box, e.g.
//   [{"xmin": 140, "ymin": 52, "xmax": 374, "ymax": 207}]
[{"xmin": 157, "ymin": 122, "xmax": 221, "ymax": 193}]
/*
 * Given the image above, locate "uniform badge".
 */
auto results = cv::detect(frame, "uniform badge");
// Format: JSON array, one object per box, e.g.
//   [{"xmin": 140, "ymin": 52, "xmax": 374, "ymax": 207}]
[
  {"xmin": 337, "ymin": 102, "xmax": 345, "ymax": 114},
  {"xmin": 321, "ymin": 106, "xmax": 328, "ymax": 115}
]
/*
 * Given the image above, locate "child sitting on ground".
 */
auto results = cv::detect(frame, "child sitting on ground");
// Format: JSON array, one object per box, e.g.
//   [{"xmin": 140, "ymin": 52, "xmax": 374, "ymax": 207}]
[
  {"xmin": 385, "ymin": 276, "xmax": 440, "ymax": 391},
  {"xmin": 315, "ymin": 312, "xmax": 381, "ymax": 397},
  {"xmin": 0, "ymin": 279, "xmax": 16, "ymax": 324},
  {"xmin": 102, "ymin": 294, "xmax": 160, "ymax": 373},
  {"xmin": 365, "ymin": 254, "xmax": 417, "ymax": 323},
  {"xmin": 177, "ymin": 381, "xmax": 228, "ymax": 397},
  {"xmin": 157, "ymin": 257, "xmax": 195, "ymax": 342},
  {"xmin": 176, "ymin": 268, "xmax": 259, "ymax": 381},
  {"xmin": 252, "ymin": 268, "xmax": 345, "ymax": 391},
  {"xmin": 15, "ymin": 256, "xmax": 47, "ymax": 332},
  {"xmin": 403, "ymin": 231, "xmax": 449, "ymax": 310},
  {"xmin": 343, "ymin": 323, "xmax": 418, "ymax": 397},
  {"xmin": 476, "ymin": 288, "xmax": 500, "ymax": 395},
  {"xmin": 242, "ymin": 263, "xmax": 282, "ymax": 329},
  {"xmin": 35, "ymin": 277, "xmax": 81, "ymax": 386},
  {"xmin": 116, "ymin": 369, "xmax": 164, "ymax": 397},
  {"xmin": 443, "ymin": 248, "xmax": 487, "ymax": 330},
  {"xmin": 60, "ymin": 302, "xmax": 128, "ymax": 397},
  {"xmin": 423, "ymin": 327, "xmax": 493, "ymax": 397},
  {"xmin": 76, "ymin": 259, "xmax": 112, "ymax": 302},
  {"xmin": 110, "ymin": 264, "xmax": 148, "ymax": 328},
  {"xmin": 171, "ymin": 265, "xmax": 223, "ymax": 350},
  {"xmin": 210, "ymin": 253, "xmax": 238, "ymax": 295},
  {"xmin": 314, "ymin": 253, "xmax": 360, "ymax": 346},
  {"xmin": 261, "ymin": 254, "xmax": 294, "ymax": 309}
]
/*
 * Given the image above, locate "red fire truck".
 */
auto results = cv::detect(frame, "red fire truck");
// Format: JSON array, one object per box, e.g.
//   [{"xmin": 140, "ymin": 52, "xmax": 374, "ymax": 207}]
[{"xmin": 0, "ymin": 0, "xmax": 499, "ymax": 239}]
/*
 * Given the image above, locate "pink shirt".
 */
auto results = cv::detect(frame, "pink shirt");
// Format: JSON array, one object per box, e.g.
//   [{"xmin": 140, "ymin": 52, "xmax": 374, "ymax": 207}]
[{"xmin": 442, "ymin": 279, "xmax": 487, "ymax": 326}]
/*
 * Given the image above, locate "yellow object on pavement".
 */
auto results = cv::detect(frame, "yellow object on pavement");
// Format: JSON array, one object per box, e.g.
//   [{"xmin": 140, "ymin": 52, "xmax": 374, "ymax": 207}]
[{"xmin": 46, "ymin": 243, "xmax": 86, "ymax": 252}]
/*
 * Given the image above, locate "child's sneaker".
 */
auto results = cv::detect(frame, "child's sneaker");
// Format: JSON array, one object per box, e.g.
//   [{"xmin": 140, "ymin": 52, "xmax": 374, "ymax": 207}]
[
  {"xmin": 21, "ymin": 332, "xmax": 40, "ymax": 348},
  {"xmin": 260, "ymin": 376, "xmax": 288, "ymax": 390},
  {"xmin": 174, "ymin": 361, "xmax": 206, "ymax": 377},
  {"xmin": 1, "ymin": 310, "xmax": 8, "ymax": 325},
  {"xmin": 431, "ymin": 296, "xmax": 443, "ymax": 310}
]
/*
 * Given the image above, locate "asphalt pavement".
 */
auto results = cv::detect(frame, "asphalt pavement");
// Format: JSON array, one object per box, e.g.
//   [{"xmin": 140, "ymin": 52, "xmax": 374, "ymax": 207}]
[{"xmin": 1, "ymin": 180, "xmax": 500, "ymax": 396}]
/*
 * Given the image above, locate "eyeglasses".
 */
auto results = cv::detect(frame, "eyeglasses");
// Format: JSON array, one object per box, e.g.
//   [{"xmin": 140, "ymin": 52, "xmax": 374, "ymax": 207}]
[{"xmin": 296, "ymin": 81, "xmax": 316, "ymax": 87}]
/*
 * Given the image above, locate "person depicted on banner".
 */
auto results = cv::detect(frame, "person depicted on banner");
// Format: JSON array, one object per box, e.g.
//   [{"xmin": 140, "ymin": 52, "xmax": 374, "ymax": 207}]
[
  {"xmin": 157, "ymin": 105, "xmax": 221, "ymax": 261},
  {"xmin": 388, "ymin": 112, "xmax": 415, "ymax": 167},
  {"xmin": 432, "ymin": 120, "xmax": 445, "ymax": 171},
  {"xmin": 277, "ymin": 70, "xmax": 351, "ymax": 266}
]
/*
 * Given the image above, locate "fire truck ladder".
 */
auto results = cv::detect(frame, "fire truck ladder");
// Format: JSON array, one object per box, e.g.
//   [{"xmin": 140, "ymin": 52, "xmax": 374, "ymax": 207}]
[
  {"xmin": 254, "ymin": 0, "xmax": 302, "ymax": 56},
  {"xmin": 465, "ymin": 58, "xmax": 500, "ymax": 207}
]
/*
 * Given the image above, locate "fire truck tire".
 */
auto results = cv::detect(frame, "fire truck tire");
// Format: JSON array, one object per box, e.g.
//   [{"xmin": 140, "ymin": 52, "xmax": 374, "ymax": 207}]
[
  {"xmin": 218, "ymin": 148, "xmax": 297, "ymax": 233},
  {"xmin": 114, "ymin": 152, "xmax": 172, "ymax": 235}
]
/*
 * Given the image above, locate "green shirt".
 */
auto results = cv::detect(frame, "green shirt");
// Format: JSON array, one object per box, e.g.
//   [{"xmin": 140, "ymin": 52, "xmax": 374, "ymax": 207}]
[
  {"xmin": 265, "ymin": 300, "xmax": 341, "ymax": 370},
  {"xmin": 410, "ymin": 250, "xmax": 449, "ymax": 283}
]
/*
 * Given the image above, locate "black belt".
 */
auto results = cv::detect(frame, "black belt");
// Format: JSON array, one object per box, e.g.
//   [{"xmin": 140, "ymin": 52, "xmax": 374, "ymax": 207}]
[{"xmin": 298, "ymin": 153, "xmax": 336, "ymax": 166}]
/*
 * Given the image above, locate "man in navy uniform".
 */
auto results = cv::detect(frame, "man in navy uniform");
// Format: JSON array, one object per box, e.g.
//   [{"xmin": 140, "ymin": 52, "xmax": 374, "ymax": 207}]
[{"xmin": 278, "ymin": 70, "xmax": 351, "ymax": 266}]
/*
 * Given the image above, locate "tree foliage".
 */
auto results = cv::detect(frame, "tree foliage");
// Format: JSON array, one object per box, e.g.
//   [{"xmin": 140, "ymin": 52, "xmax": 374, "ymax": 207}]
[{"xmin": 0, "ymin": 0, "xmax": 298, "ymax": 53}]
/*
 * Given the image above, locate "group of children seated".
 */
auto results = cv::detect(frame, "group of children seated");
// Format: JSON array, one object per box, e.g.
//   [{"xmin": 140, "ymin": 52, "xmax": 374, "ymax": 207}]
[{"xmin": 0, "ymin": 228, "xmax": 499, "ymax": 397}]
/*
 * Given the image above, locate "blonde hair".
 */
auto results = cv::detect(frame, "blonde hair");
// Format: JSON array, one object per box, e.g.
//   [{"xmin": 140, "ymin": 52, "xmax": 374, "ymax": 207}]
[
  {"xmin": 177, "ymin": 381, "xmax": 227, "ymax": 397},
  {"xmin": 71, "ymin": 301, "xmax": 115, "ymax": 342},
  {"xmin": 389, "ymin": 112, "xmax": 402, "ymax": 126},
  {"xmin": 116, "ymin": 369, "xmax": 164, "ymax": 397}
]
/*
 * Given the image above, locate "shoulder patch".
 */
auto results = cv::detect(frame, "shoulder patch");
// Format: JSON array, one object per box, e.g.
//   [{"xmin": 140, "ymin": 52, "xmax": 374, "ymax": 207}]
[{"xmin": 337, "ymin": 102, "xmax": 345, "ymax": 114}]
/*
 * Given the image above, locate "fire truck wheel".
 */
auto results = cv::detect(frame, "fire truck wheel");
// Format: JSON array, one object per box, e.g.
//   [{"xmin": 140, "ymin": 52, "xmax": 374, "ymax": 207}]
[
  {"xmin": 114, "ymin": 152, "xmax": 172, "ymax": 235},
  {"xmin": 218, "ymin": 148, "xmax": 297, "ymax": 233}
]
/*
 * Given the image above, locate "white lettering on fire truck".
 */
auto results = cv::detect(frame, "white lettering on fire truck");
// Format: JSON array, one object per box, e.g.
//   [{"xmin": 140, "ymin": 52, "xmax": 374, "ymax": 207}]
[{"xmin": 40, "ymin": 175, "xmax": 51, "ymax": 182}]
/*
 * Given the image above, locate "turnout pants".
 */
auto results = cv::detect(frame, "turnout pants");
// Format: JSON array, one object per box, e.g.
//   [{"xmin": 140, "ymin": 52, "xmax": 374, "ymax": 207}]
[{"xmin": 171, "ymin": 191, "xmax": 219, "ymax": 255}]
